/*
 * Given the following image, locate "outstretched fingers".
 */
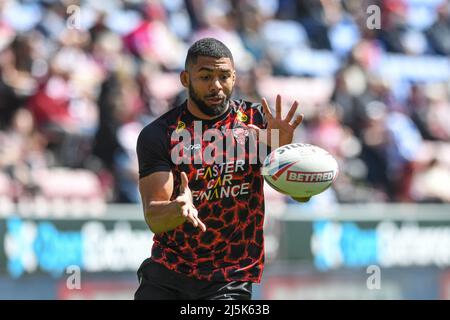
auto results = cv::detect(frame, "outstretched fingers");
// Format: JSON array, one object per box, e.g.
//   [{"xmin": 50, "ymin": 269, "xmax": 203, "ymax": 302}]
[
  {"xmin": 275, "ymin": 94, "xmax": 282, "ymax": 119},
  {"xmin": 291, "ymin": 114, "xmax": 304, "ymax": 129},
  {"xmin": 183, "ymin": 207, "xmax": 206, "ymax": 231},
  {"xmin": 261, "ymin": 98, "xmax": 273, "ymax": 120},
  {"xmin": 285, "ymin": 100, "xmax": 299, "ymax": 123},
  {"xmin": 193, "ymin": 209, "xmax": 207, "ymax": 232}
]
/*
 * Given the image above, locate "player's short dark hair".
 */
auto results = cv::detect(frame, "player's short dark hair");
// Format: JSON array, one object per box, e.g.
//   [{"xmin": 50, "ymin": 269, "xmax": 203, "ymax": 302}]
[{"xmin": 185, "ymin": 38, "xmax": 234, "ymax": 69}]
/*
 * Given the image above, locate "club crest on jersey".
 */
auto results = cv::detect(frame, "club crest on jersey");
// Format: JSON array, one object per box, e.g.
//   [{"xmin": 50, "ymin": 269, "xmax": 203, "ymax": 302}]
[
  {"xmin": 176, "ymin": 121, "xmax": 186, "ymax": 133},
  {"xmin": 232, "ymin": 127, "xmax": 249, "ymax": 145},
  {"xmin": 237, "ymin": 110, "xmax": 248, "ymax": 122}
]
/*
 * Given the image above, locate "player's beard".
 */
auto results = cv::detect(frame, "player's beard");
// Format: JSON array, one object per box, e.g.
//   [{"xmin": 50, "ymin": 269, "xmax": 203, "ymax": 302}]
[{"xmin": 189, "ymin": 82, "xmax": 231, "ymax": 117}]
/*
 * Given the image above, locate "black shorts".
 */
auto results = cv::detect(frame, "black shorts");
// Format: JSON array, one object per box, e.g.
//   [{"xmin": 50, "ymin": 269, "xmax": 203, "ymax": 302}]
[{"xmin": 134, "ymin": 258, "xmax": 253, "ymax": 300}]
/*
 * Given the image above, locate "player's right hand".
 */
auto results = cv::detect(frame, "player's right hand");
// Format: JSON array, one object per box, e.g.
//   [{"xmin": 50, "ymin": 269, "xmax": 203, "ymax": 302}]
[{"xmin": 175, "ymin": 172, "xmax": 206, "ymax": 232}]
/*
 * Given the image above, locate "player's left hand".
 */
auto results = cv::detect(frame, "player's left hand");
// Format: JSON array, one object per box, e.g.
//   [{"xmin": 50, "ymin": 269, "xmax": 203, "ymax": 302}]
[{"xmin": 248, "ymin": 95, "xmax": 304, "ymax": 147}]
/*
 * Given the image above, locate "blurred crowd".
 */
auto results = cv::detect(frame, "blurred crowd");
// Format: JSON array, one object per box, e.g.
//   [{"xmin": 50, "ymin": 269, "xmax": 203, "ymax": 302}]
[{"xmin": 0, "ymin": 0, "xmax": 450, "ymax": 210}]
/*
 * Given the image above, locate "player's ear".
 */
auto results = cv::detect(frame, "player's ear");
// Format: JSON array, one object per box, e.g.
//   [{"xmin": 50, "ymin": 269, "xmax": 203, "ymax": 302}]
[{"xmin": 180, "ymin": 71, "xmax": 189, "ymax": 88}]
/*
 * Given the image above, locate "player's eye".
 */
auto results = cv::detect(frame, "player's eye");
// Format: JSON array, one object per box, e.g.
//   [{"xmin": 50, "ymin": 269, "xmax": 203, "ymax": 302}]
[
  {"xmin": 220, "ymin": 74, "xmax": 231, "ymax": 81},
  {"xmin": 200, "ymin": 75, "xmax": 211, "ymax": 80}
]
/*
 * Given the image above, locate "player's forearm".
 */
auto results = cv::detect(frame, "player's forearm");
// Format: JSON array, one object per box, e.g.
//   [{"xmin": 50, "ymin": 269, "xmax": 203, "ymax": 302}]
[{"xmin": 145, "ymin": 200, "xmax": 185, "ymax": 234}]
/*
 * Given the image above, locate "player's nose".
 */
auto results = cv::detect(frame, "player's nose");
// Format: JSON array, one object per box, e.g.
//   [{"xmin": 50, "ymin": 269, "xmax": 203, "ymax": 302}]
[{"xmin": 211, "ymin": 78, "xmax": 223, "ymax": 91}]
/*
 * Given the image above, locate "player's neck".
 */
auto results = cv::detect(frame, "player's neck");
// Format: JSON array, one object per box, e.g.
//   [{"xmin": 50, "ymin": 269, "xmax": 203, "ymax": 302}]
[{"xmin": 187, "ymin": 99, "xmax": 229, "ymax": 121}]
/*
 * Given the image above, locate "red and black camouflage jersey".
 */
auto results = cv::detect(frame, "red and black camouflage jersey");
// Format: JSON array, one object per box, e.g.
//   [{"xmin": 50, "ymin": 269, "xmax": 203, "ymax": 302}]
[{"xmin": 136, "ymin": 99, "xmax": 269, "ymax": 283}]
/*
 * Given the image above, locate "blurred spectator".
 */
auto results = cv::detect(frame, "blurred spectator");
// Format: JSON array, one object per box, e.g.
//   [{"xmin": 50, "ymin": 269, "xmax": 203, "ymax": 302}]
[
  {"xmin": 411, "ymin": 157, "xmax": 450, "ymax": 203},
  {"xmin": 0, "ymin": 108, "xmax": 48, "ymax": 200},
  {"xmin": 122, "ymin": 1, "xmax": 187, "ymax": 71},
  {"xmin": 190, "ymin": 0, "xmax": 256, "ymax": 72},
  {"xmin": 359, "ymin": 101, "xmax": 394, "ymax": 200},
  {"xmin": 93, "ymin": 66, "xmax": 147, "ymax": 202},
  {"xmin": 233, "ymin": 67, "xmax": 263, "ymax": 102},
  {"xmin": 0, "ymin": 35, "xmax": 37, "ymax": 129},
  {"xmin": 426, "ymin": 2, "xmax": 450, "ymax": 55}
]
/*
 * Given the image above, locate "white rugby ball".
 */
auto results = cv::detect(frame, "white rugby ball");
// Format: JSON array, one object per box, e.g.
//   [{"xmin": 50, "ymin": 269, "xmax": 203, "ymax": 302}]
[{"xmin": 262, "ymin": 143, "xmax": 338, "ymax": 199}]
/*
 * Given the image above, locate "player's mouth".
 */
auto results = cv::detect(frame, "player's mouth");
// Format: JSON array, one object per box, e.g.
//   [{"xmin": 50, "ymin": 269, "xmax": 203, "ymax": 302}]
[{"xmin": 205, "ymin": 96, "xmax": 224, "ymax": 104}]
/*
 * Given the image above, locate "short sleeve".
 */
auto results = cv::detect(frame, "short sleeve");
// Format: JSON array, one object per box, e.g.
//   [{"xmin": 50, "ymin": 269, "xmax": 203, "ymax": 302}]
[{"xmin": 136, "ymin": 122, "xmax": 171, "ymax": 179}]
